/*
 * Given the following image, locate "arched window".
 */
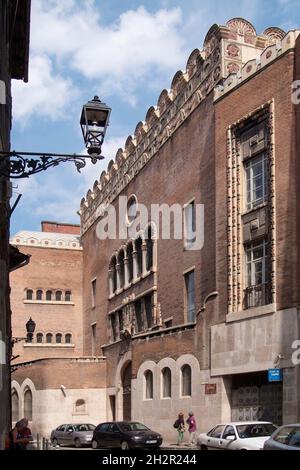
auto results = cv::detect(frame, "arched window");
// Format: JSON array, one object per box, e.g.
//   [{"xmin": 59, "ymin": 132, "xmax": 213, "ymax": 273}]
[
  {"xmin": 146, "ymin": 226, "xmax": 154, "ymax": 271},
  {"xmin": 55, "ymin": 291, "xmax": 62, "ymax": 301},
  {"xmin": 118, "ymin": 250, "xmax": 125, "ymax": 288},
  {"xmin": 36, "ymin": 333, "xmax": 43, "ymax": 343},
  {"xmin": 65, "ymin": 291, "xmax": 71, "ymax": 302},
  {"xmin": 24, "ymin": 388, "xmax": 33, "ymax": 421},
  {"xmin": 162, "ymin": 367, "xmax": 172, "ymax": 398},
  {"xmin": 135, "ymin": 237, "xmax": 143, "ymax": 277},
  {"xmin": 56, "ymin": 333, "xmax": 62, "ymax": 344},
  {"xmin": 109, "ymin": 257, "xmax": 117, "ymax": 294},
  {"xmin": 26, "ymin": 289, "xmax": 33, "ymax": 300},
  {"xmin": 46, "ymin": 333, "xmax": 53, "ymax": 343},
  {"xmin": 65, "ymin": 334, "xmax": 72, "ymax": 344},
  {"xmin": 75, "ymin": 399, "xmax": 86, "ymax": 413},
  {"xmin": 36, "ymin": 290, "xmax": 43, "ymax": 301},
  {"xmin": 11, "ymin": 389, "xmax": 19, "ymax": 422},
  {"xmin": 181, "ymin": 365, "xmax": 192, "ymax": 397},
  {"xmin": 46, "ymin": 290, "xmax": 52, "ymax": 301},
  {"xmin": 127, "ymin": 243, "xmax": 133, "ymax": 282},
  {"xmin": 144, "ymin": 370, "xmax": 153, "ymax": 399}
]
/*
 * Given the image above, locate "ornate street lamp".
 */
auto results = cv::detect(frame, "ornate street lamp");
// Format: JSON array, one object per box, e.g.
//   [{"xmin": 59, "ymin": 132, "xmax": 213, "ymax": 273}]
[
  {"xmin": 0, "ymin": 96, "xmax": 111, "ymax": 178},
  {"xmin": 11, "ymin": 317, "xmax": 36, "ymax": 346},
  {"xmin": 80, "ymin": 96, "xmax": 111, "ymax": 158}
]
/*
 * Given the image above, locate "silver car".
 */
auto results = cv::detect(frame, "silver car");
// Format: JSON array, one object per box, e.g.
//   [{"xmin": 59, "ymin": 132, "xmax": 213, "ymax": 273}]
[
  {"xmin": 264, "ymin": 424, "xmax": 300, "ymax": 450},
  {"xmin": 51, "ymin": 423, "xmax": 96, "ymax": 448}
]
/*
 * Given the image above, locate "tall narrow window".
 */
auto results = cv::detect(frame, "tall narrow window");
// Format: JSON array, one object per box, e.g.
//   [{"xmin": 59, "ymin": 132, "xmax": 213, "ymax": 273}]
[
  {"xmin": 65, "ymin": 291, "xmax": 71, "ymax": 302},
  {"xmin": 146, "ymin": 226, "xmax": 154, "ymax": 271},
  {"xmin": 181, "ymin": 365, "xmax": 192, "ymax": 397},
  {"xmin": 244, "ymin": 240, "xmax": 270, "ymax": 308},
  {"xmin": 91, "ymin": 324, "xmax": 96, "ymax": 356},
  {"xmin": 127, "ymin": 243, "xmax": 133, "ymax": 282},
  {"xmin": 12, "ymin": 390, "xmax": 19, "ymax": 422},
  {"xmin": 110, "ymin": 257, "xmax": 117, "ymax": 293},
  {"xmin": 144, "ymin": 370, "xmax": 153, "ymax": 399},
  {"xmin": 144, "ymin": 295, "xmax": 153, "ymax": 329},
  {"xmin": 65, "ymin": 333, "xmax": 72, "ymax": 344},
  {"xmin": 135, "ymin": 238, "xmax": 143, "ymax": 277},
  {"xmin": 36, "ymin": 333, "xmax": 43, "ymax": 343},
  {"xmin": 184, "ymin": 201, "xmax": 196, "ymax": 248},
  {"xmin": 135, "ymin": 300, "xmax": 143, "ymax": 332},
  {"xmin": 118, "ymin": 251, "xmax": 125, "ymax": 288},
  {"xmin": 56, "ymin": 333, "xmax": 62, "ymax": 344},
  {"xmin": 46, "ymin": 290, "xmax": 52, "ymax": 301},
  {"xmin": 162, "ymin": 368, "xmax": 172, "ymax": 398},
  {"xmin": 55, "ymin": 291, "xmax": 62, "ymax": 301},
  {"xmin": 26, "ymin": 289, "xmax": 33, "ymax": 300},
  {"xmin": 118, "ymin": 310, "xmax": 123, "ymax": 332},
  {"xmin": 91, "ymin": 279, "xmax": 96, "ymax": 308},
  {"xmin": 185, "ymin": 270, "xmax": 195, "ymax": 323},
  {"xmin": 24, "ymin": 388, "xmax": 33, "ymax": 421},
  {"xmin": 245, "ymin": 154, "xmax": 268, "ymax": 210},
  {"xmin": 36, "ymin": 290, "xmax": 43, "ymax": 301},
  {"xmin": 111, "ymin": 314, "xmax": 118, "ymax": 342},
  {"xmin": 46, "ymin": 333, "xmax": 53, "ymax": 343}
]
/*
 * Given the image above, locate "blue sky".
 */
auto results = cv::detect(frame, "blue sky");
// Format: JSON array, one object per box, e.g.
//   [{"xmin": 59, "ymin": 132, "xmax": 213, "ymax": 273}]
[{"xmin": 10, "ymin": 0, "xmax": 300, "ymax": 235}]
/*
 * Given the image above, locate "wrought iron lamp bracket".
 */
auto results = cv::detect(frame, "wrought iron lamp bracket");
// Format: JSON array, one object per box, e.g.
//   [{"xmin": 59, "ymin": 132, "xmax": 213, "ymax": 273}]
[{"xmin": 0, "ymin": 151, "xmax": 104, "ymax": 179}]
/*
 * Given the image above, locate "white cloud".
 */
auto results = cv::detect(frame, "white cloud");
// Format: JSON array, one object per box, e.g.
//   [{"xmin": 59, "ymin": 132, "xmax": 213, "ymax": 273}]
[
  {"xmin": 27, "ymin": 1, "xmax": 187, "ymax": 107},
  {"xmin": 12, "ymin": 54, "xmax": 78, "ymax": 123}
]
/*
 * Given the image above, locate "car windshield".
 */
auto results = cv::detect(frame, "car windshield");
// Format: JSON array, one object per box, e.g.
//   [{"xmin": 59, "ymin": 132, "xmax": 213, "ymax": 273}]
[
  {"xmin": 236, "ymin": 423, "xmax": 276, "ymax": 439},
  {"xmin": 119, "ymin": 422, "xmax": 149, "ymax": 432},
  {"xmin": 73, "ymin": 424, "xmax": 96, "ymax": 432}
]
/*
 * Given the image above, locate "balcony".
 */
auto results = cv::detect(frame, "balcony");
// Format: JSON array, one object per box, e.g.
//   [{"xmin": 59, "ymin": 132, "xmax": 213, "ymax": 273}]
[{"xmin": 243, "ymin": 283, "xmax": 272, "ymax": 309}]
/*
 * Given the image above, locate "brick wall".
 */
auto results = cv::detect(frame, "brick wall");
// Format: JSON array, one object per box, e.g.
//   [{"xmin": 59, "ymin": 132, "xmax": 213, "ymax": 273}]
[
  {"xmin": 12, "ymin": 358, "xmax": 107, "ymax": 389},
  {"xmin": 41, "ymin": 221, "xmax": 80, "ymax": 235},
  {"xmin": 215, "ymin": 51, "xmax": 299, "ymax": 313},
  {"xmin": 81, "ymin": 93, "xmax": 216, "ymax": 357},
  {"xmin": 10, "ymin": 245, "xmax": 83, "ymax": 362}
]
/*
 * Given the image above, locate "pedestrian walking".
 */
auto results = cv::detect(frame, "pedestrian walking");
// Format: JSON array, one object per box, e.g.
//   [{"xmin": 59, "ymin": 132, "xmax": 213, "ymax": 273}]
[
  {"xmin": 173, "ymin": 412, "xmax": 186, "ymax": 446},
  {"xmin": 186, "ymin": 411, "xmax": 197, "ymax": 446}
]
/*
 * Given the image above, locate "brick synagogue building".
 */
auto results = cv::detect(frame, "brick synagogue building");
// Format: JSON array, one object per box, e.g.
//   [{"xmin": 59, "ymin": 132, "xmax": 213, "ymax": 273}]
[{"xmin": 11, "ymin": 18, "xmax": 300, "ymax": 442}]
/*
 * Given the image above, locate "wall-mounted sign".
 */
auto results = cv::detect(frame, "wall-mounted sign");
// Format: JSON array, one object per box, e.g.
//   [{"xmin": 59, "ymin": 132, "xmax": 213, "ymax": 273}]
[
  {"xmin": 205, "ymin": 383, "xmax": 217, "ymax": 395},
  {"xmin": 268, "ymin": 369, "xmax": 283, "ymax": 382}
]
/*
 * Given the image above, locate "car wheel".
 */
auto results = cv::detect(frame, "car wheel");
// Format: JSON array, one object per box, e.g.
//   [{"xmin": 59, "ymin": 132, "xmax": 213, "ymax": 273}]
[
  {"xmin": 52, "ymin": 438, "xmax": 59, "ymax": 447},
  {"xmin": 92, "ymin": 439, "xmax": 99, "ymax": 449},
  {"xmin": 201, "ymin": 445, "xmax": 208, "ymax": 450},
  {"xmin": 75, "ymin": 438, "xmax": 82, "ymax": 449},
  {"xmin": 121, "ymin": 441, "xmax": 129, "ymax": 450}
]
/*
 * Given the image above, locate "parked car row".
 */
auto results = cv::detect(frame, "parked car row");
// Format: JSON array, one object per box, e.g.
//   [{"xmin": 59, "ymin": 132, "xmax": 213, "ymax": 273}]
[
  {"xmin": 50, "ymin": 421, "xmax": 163, "ymax": 449},
  {"xmin": 197, "ymin": 421, "xmax": 300, "ymax": 451},
  {"xmin": 50, "ymin": 420, "xmax": 300, "ymax": 450}
]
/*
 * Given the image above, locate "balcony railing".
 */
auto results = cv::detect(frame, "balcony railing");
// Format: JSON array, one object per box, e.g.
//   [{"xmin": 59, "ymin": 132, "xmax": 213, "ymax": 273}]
[{"xmin": 244, "ymin": 283, "xmax": 272, "ymax": 309}]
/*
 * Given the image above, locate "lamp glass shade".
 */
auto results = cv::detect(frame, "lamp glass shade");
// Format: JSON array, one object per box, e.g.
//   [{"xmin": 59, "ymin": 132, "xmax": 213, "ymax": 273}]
[{"xmin": 26, "ymin": 317, "xmax": 36, "ymax": 334}]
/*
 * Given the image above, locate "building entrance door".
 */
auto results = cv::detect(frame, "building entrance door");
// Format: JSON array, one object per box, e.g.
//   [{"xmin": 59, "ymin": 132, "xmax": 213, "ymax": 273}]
[
  {"xmin": 122, "ymin": 362, "xmax": 132, "ymax": 421},
  {"xmin": 231, "ymin": 371, "xmax": 283, "ymax": 425}
]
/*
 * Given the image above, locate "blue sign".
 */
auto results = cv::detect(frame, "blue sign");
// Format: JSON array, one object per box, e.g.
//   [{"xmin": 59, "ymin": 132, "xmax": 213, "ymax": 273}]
[{"xmin": 268, "ymin": 369, "xmax": 283, "ymax": 382}]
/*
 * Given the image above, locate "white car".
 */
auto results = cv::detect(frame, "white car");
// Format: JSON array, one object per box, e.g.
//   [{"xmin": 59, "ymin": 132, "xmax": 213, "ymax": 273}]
[{"xmin": 197, "ymin": 421, "xmax": 277, "ymax": 450}]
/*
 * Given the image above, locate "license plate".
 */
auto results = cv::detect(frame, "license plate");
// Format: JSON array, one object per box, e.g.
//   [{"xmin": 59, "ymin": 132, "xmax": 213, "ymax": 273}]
[{"xmin": 146, "ymin": 440, "xmax": 157, "ymax": 444}]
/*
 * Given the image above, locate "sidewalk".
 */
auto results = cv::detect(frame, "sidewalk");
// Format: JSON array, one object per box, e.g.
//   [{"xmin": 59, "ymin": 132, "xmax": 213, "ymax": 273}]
[{"xmin": 161, "ymin": 442, "xmax": 199, "ymax": 450}]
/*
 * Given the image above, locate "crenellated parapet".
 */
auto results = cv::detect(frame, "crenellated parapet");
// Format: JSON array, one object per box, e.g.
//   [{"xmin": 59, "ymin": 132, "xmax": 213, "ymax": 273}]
[{"xmin": 79, "ymin": 18, "xmax": 298, "ymax": 235}]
